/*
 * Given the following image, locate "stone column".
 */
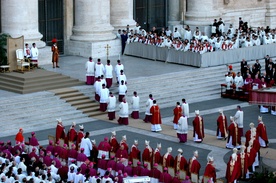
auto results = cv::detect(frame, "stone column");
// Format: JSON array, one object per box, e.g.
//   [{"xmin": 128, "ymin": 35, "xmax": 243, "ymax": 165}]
[
  {"xmin": 71, "ymin": 0, "xmax": 116, "ymax": 41},
  {"xmin": 185, "ymin": 0, "xmax": 220, "ymax": 26},
  {"xmin": 265, "ymin": 0, "xmax": 276, "ymax": 28},
  {"xmin": 1, "ymin": 0, "xmax": 45, "ymax": 47},
  {"xmin": 168, "ymin": 0, "xmax": 181, "ymax": 26},
  {"xmin": 110, "ymin": 0, "xmax": 136, "ymax": 31}
]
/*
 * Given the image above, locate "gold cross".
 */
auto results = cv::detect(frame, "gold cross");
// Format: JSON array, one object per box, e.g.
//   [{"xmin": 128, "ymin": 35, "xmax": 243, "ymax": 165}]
[{"xmin": 104, "ymin": 44, "xmax": 111, "ymax": 60}]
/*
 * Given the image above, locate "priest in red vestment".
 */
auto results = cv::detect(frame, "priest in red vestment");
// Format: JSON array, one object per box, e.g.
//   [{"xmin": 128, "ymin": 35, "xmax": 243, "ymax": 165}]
[
  {"xmin": 173, "ymin": 102, "xmax": 182, "ymax": 130},
  {"xmin": 150, "ymin": 100, "xmax": 162, "ymax": 132},
  {"xmin": 226, "ymin": 148, "xmax": 241, "ymax": 183},
  {"xmin": 149, "ymin": 163, "xmax": 161, "ymax": 182},
  {"xmin": 142, "ymin": 140, "xmax": 153, "ymax": 169},
  {"xmin": 55, "ymin": 118, "xmax": 66, "ymax": 143},
  {"xmin": 67, "ymin": 122, "xmax": 77, "ymax": 142},
  {"xmin": 163, "ymin": 147, "xmax": 174, "ymax": 168},
  {"xmin": 129, "ymin": 140, "xmax": 140, "ymax": 162},
  {"xmin": 256, "ymin": 116, "xmax": 269, "ymax": 147},
  {"xmin": 226, "ymin": 116, "xmax": 241, "ymax": 149},
  {"xmin": 174, "ymin": 148, "xmax": 188, "ymax": 175},
  {"xmin": 152, "ymin": 143, "xmax": 162, "ymax": 165},
  {"xmin": 245, "ymin": 123, "xmax": 257, "ymax": 147},
  {"xmin": 109, "ymin": 131, "xmax": 119, "ymax": 156},
  {"xmin": 217, "ymin": 109, "xmax": 228, "ymax": 140},
  {"xmin": 193, "ymin": 110, "xmax": 204, "ymax": 143},
  {"xmin": 15, "ymin": 128, "xmax": 24, "ymax": 144},
  {"xmin": 76, "ymin": 125, "xmax": 84, "ymax": 150},
  {"xmin": 189, "ymin": 150, "xmax": 201, "ymax": 179},
  {"xmin": 202, "ymin": 156, "xmax": 216, "ymax": 183},
  {"xmin": 120, "ymin": 135, "xmax": 128, "ymax": 152},
  {"xmin": 239, "ymin": 145, "xmax": 250, "ymax": 180}
]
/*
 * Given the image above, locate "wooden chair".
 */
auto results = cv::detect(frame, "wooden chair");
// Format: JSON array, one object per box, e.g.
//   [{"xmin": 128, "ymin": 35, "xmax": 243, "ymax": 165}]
[
  {"xmin": 59, "ymin": 138, "xmax": 65, "ymax": 147},
  {"xmin": 16, "ymin": 49, "xmax": 30, "ymax": 72}
]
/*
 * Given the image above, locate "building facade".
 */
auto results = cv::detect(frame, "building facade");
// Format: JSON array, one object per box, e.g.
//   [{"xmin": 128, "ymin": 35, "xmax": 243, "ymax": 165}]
[{"xmin": 1, "ymin": 0, "xmax": 276, "ymax": 64}]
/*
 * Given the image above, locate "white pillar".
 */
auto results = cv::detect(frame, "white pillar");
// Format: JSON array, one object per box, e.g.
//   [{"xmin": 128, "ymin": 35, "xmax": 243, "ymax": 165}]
[
  {"xmin": 71, "ymin": 0, "xmax": 116, "ymax": 41},
  {"xmin": 265, "ymin": 0, "xmax": 276, "ymax": 28},
  {"xmin": 168, "ymin": 0, "xmax": 181, "ymax": 26},
  {"xmin": 110, "ymin": 0, "xmax": 136, "ymax": 31},
  {"xmin": 185, "ymin": 0, "xmax": 220, "ymax": 26},
  {"xmin": 1, "ymin": 0, "xmax": 45, "ymax": 47}
]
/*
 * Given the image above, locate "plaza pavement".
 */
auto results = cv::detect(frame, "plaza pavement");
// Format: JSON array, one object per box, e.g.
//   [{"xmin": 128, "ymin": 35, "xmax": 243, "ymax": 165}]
[{"xmin": 0, "ymin": 54, "xmax": 275, "ymax": 181}]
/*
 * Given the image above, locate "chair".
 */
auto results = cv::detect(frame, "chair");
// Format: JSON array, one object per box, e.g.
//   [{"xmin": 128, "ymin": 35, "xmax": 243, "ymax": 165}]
[
  {"xmin": 16, "ymin": 49, "xmax": 30, "ymax": 72},
  {"xmin": 0, "ymin": 61, "xmax": 10, "ymax": 72}
]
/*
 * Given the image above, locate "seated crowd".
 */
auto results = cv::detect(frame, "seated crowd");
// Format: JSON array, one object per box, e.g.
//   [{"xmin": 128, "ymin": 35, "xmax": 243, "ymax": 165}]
[
  {"xmin": 121, "ymin": 17, "xmax": 276, "ymax": 54},
  {"xmin": 223, "ymin": 55, "xmax": 276, "ymax": 115}
]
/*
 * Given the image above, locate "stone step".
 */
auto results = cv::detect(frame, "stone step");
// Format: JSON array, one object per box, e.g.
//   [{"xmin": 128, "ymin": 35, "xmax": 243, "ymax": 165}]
[
  {"xmin": 84, "ymin": 110, "xmax": 106, "ymax": 117},
  {"xmin": 58, "ymin": 91, "xmax": 84, "ymax": 99},
  {"xmin": 69, "ymin": 99, "xmax": 94, "ymax": 106},
  {"xmin": 49, "ymin": 88, "xmax": 80, "ymax": 95},
  {"xmin": 74, "ymin": 102, "xmax": 99, "ymax": 110},
  {"xmin": 65, "ymin": 95, "xmax": 90, "ymax": 102}
]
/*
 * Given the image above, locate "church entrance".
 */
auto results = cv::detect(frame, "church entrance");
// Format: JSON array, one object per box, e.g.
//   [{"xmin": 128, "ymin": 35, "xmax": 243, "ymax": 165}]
[
  {"xmin": 134, "ymin": 0, "xmax": 167, "ymax": 32},
  {"xmin": 38, "ymin": 0, "xmax": 64, "ymax": 53}
]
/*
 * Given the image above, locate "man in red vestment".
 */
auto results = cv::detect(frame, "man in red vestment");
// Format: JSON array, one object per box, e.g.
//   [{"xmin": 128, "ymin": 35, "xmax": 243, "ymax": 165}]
[
  {"xmin": 67, "ymin": 122, "xmax": 77, "ymax": 142},
  {"xmin": 239, "ymin": 145, "xmax": 249, "ymax": 179},
  {"xmin": 245, "ymin": 123, "xmax": 256, "ymax": 147},
  {"xmin": 203, "ymin": 156, "xmax": 216, "ymax": 182},
  {"xmin": 163, "ymin": 147, "xmax": 174, "ymax": 168},
  {"xmin": 226, "ymin": 148, "xmax": 241, "ymax": 183},
  {"xmin": 189, "ymin": 150, "xmax": 201, "ymax": 180},
  {"xmin": 98, "ymin": 137, "xmax": 111, "ymax": 160},
  {"xmin": 120, "ymin": 135, "xmax": 128, "ymax": 152},
  {"xmin": 109, "ymin": 131, "xmax": 119, "ymax": 156},
  {"xmin": 217, "ymin": 109, "xmax": 228, "ymax": 140},
  {"xmin": 55, "ymin": 118, "xmax": 66, "ymax": 143},
  {"xmin": 142, "ymin": 140, "xmax": 153, "ymax": 169},
  {"xmin": 174, "ymin": 148, "xmax": 188, "ymax": 175},
  {"xmin": 129, "ymin": 140, "xmax": 140, "ymax": 162},
  {"xmin": 15, "ymin": 128, "xmax": 24, "ymax": 144},
  {"xmin": 256, "ymin": 116, "xmax": 269, "ymax": 147},
  {"xmin": 193, "ymin": 110, "xmax": 204, "ymax": 143},
  {"xmin": 76, "ymin": 125, "xmax": 84, "ymax": 150},
  {"xmin": 173, "ymin": 102, "xmax": 182, "ymax": 130},
  {"xmin": 150, "ymin": 100, "xmax": 162, "ymax": 132},
  {"xmin": 152, "ymin": 143, "xmax": 162, "ymax": 166},
  {"xmin": 29, "ymin": 132, "xmax": 39, "ymax": 146},
  {"xmin": 226, "ymin": 116, "xmax": 241, "ymax": 149}
]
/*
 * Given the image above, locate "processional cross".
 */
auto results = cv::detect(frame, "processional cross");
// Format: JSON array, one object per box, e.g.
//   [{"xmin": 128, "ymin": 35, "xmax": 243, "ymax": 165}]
[{"xmin": 104, "ymin": 44, "xmax": 111, "ymax": 60}]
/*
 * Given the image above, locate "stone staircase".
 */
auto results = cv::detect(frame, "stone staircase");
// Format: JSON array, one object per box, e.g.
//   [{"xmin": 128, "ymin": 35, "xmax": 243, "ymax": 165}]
[
  {"xmin": 0, "ymin": 69, "xmax": 83, "ymax": 94},
  {"xmin": 50, "ymin": 88, "xmax": 105, "ymax": 117}
]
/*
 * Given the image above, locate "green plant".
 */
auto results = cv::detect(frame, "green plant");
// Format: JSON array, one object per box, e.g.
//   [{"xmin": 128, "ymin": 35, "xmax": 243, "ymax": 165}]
[
  {"xmin": 249, "ymin": 167, "xmax": 276, "ymax": 183},
  {"xmin": 0, "ymin": 33, "xmax": 10, "ymax": 65}
]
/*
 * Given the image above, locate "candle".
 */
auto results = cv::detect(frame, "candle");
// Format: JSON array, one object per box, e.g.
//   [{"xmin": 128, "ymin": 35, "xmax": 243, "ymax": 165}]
[{"xmin": 181, "ymin": 12, "xmax": 184, "ymax": 21}]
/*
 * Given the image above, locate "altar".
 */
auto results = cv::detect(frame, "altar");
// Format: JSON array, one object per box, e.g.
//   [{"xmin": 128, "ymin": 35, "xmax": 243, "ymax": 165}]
[{"xmin": 249, "ymin": 87, "xmax": 276, "ymax": 105}]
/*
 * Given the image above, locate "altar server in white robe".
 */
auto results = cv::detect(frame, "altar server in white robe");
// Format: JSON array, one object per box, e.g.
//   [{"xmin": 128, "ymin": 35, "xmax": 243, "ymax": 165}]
[
  {"xmin": 181, "ymin": 98, "xmax": 189, "ymax": 118},
  {"xmin": 234, "ymin": 105, "xmax": 244, "ymax": 137},
  {"xmin": 107, "ymin": 92, "xmax": 116, "ymax": 120},
  {"xmin": 118, "ymin": 98, "xmax": 129, "ymax": 125},
  {"xmin": 95, "ymin": 59, "xmax": 105, "ymax": 78},
  {"xmin": 131, "ymin": 91, "xmax": 140, "ymax": 119},
  {"xmin": 99, "ymin": 84, "xmax": 110, "ymax": 112},
  {"xmin": 105, "ymin": 60, "xmax": 113, "ymax": 88},
  {"xmin": 115, "ymin": 60, "xmax": 124, "ymax": 84},
  {"xmin": 85, "ymin": 57, "xmax": 95, "ymax": 85}
]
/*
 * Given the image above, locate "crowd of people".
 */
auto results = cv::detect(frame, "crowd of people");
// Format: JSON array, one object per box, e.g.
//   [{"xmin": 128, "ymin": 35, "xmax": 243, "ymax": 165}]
[
  {"xmin": 224, "ymin": 55, "xmax": 276, "ymax": 114},
  {"xmin": 119, "ymin": 17, "xmax": 276, "ymax": 55}
]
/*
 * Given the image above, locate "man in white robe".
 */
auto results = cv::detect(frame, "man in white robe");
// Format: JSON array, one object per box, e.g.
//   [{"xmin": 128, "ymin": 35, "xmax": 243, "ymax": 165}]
[
  {"xmin": 105, "ymin": 60, "xmax": 113, "ymax": 88},
  {"xmin": 225, "ymin": 72, "xmax": 234, "ymax": 94},
  {"xmin": 130, "ymin": 91, "xmax": 140, "ymax": 119},
  {"xmin": 177, "ymin": 115, "xmax": 188, "ymax": 143},
  {"xmin": 80, "ymin": 132, "xmax": 93, "ymax": 158},
  {"xmin": 118, "ymin": 98, "xmax": 129, "ymax": 125},
  {"xmin": 85, "ymin": 57, "xmax": 95, "ymax": 85},
  {"xmin": 144, "ymin": 94, "xmax": 154, "ymax": 123},
  {"xmin": 107, "ymin": 92, "xmax": 116, "ymax": 120},
  {"xmin": 181, "ymin": 98, "xmax": 189, "ymax": 118},
  {"xmin": 95, "ymin": 59, "xmax": 105, "ymax": 78},
  {"xmin": 99, "ymin": 84, "xmax": 110, "ymax": 112},
  {"xmin": 234, "ymin": 105, "xmax": 244, "ymax": 137},
  {"xmin": 30, "ymin": 43, "xmax": 39, "ymax": 64},
  {"xmin": 118, "ymin": 70, "xmax": 127, "ymax": 85},
  {"xmin": 114, "ymin": 60, "xmax": 124, "ymax": 84}
]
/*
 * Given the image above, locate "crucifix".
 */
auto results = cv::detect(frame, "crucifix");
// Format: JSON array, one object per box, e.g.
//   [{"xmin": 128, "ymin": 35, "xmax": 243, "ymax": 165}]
[{"xmin": 104, "ymin": 44, "xmax": 111, "ymax": 60}]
